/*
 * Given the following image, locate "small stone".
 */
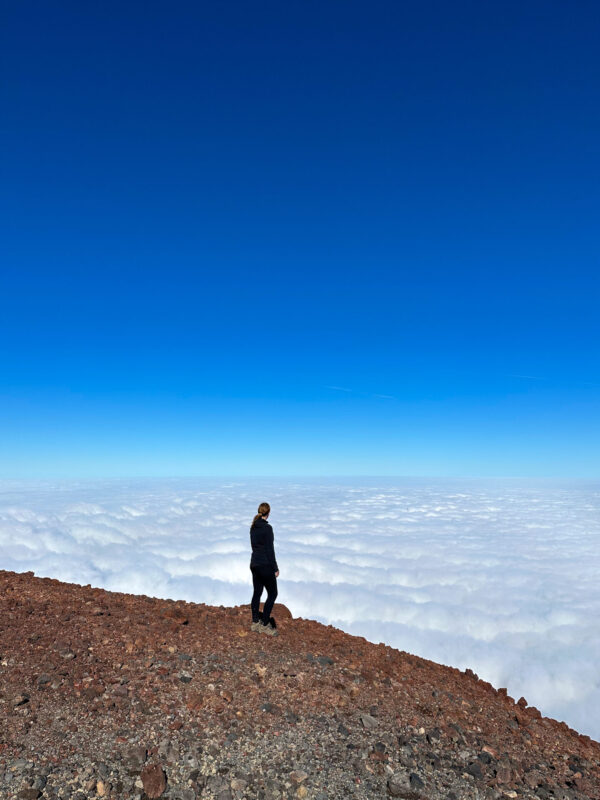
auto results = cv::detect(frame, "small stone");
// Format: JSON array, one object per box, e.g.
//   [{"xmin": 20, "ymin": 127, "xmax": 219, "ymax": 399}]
[
  {"xmin": 96, "ymin": 780, "xmax": 107, "ymax": 796},
  {"xmin": 317, "ymin": 656, "xmax": 334, "ymax": 666},
  {"xmin": 290, "ymin": 771, "xmax": 308, "ymax": 785},
  {"xmin": 466, "ymin": 762, "xmax": 483, "ymax": 778},
  {"xmin": 482, "ymin": 745, "xmax": 498, "ymax": 759},
  {"xmin": 230, "ymin": 778, "xmax": 247, "ymax": 791},
  {"xmin": 17, "ymin": 790, "xmax": 42, "ymax": 800},
  {"xmin": 141, "ymin": 764, "xmax": 167, "ymax": 798},
  {"xmin": 296, "ymin": 787, "xmax": 308, "ymax": 799},
  {"xmin": 360, "ymin": 713, "xmax": 378, "ymax": 730},
  {"xmin": 179, "ymin": 672, "xmax": 193, "ymax": 683},
  {"xmin": 495, "ymin": 765, "xmax": 512, "ymax": 784},
  {"xmin": 186, "ymin": 692, "xmax": 203, "ymax": 711},
  {"xmin": 36, "ymin": 674, "xmax": 52, "ymax": 689},
  {"xmin": 387, "ymin": 772, "xmax": 410, "ymax": 796},
  {"xmin": 409, "ymin": 773, "xmax": 424, "ymax": 789},
  {"xmin": 127, "ymin": 745, "xmax": 147, "ymax": 768},
  {"xmin": 10, "ymin": 758, "xmax": 30, "ymax": 771},
  {"xmin": 255, "ymin": 664, "xmax": 267, "ymax": 679},
  {"xmin": 13, "ymin": 693, "xmax": 30, "ymax": 707}
]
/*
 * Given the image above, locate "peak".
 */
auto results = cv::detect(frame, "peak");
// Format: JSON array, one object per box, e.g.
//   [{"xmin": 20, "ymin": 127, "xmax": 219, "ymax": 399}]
[{"xmin": 1, "ymin": 569, "xmax": 599, "ymax": 800}]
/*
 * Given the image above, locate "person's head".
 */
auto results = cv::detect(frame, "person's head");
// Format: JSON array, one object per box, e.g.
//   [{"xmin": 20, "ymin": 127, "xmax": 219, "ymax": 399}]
[{"xmin": 251, "ymin": 501, "xmax": 270, "ymax": 528}]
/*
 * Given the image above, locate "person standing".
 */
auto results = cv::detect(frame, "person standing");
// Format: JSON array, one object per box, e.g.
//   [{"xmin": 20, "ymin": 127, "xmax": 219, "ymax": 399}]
[{"xmin": 249, "ymin": 502, "xmax": 279, "ymax": 635}]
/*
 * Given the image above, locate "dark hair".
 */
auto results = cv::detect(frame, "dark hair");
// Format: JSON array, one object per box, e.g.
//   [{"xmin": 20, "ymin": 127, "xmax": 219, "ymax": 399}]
[{"xmin": 251, "ymin": 501, "xmax": 270, "ymax": 530}]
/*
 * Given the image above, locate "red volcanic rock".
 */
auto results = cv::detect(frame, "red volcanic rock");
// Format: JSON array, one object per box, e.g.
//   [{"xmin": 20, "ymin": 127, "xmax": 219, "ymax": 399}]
[
  {"xmin": 237, "ymin": 601, "xmax": 294, "ymax": 620},
  {"xmin": 140, "ymin": 763, "xmax": 167, "ymax": 797},
  {"xmin": 1, "ymin": 568, "xmax": 599, "ymax": 800}
]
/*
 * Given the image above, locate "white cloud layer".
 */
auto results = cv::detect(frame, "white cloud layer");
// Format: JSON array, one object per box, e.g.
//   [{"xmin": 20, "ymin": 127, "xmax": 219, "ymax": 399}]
[{"xmin": 1, "ymin": 477, "xmax": 599, "ymax": 741}]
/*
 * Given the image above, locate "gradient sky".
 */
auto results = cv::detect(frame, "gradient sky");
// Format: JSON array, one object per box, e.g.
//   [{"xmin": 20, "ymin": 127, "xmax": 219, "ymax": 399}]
[{"xmin": 1, "ymin": 1, "xmax": 599, "ymax": 478}]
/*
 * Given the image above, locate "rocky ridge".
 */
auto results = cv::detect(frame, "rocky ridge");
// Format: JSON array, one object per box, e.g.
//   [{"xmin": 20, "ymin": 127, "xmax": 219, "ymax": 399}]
[{"xmin": 1, "ymin": 569, "xmax": 599, "ymax": 800}]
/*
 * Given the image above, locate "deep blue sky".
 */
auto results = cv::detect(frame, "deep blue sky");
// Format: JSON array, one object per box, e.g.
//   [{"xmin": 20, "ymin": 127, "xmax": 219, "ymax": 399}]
[{"xmin": 1, "ymin": 1, "xmax": 599, "ymax": 478}]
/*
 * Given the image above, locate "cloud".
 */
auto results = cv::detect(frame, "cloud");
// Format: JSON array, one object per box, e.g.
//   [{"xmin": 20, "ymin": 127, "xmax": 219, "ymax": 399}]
[
  {"xmin": 325, "ymin": 385, "xmax": 396, "ymax": 400},
  {"xmin": 1, "ymin": 477, "xmax": 599, "ymax": 741}
]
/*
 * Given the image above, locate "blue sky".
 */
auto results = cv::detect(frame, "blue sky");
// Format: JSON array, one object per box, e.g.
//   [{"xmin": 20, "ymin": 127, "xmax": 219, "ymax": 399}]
[{"xmin": 1, "ymin": 1, "xmax": 599, "ymax": 478}]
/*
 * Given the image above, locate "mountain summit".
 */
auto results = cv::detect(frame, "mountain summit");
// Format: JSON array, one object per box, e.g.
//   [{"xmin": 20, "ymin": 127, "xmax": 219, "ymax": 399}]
[{"xmin": 1, "ymin": 569, "xmax": 598, "ymax": 800}]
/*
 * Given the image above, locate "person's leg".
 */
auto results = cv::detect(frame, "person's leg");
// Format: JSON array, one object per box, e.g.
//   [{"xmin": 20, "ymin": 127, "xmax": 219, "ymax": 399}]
[
  {"xmin": 250, "ymin": 567, "xmax": 265, "ymax": 623},
  {"xmin": 260, "ymin": 569, "xmax": 278, "ymax": 624}
]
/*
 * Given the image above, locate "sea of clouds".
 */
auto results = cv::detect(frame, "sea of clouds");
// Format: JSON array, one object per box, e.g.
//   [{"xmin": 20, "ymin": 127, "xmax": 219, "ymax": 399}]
[{"xmin": 1, "ymin": 477, "xmax": 599, "ymax": 741}]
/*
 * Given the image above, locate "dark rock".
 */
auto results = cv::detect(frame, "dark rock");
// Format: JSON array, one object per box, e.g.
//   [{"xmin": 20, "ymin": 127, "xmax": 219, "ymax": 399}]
[
  {"xmin": 387, "ymin": 772, "xmax": 410, "ymax": 796},
  {"xmin": 127, "ymin": 745, "xmax": 147, "ymax": 769},
  {"xmin": 409, "ymin": 773, "xmax": 424, "ymax": 789},
  {"xmin": 465, "ymin": 762, "xmax": 483, "ymax": 779},
  {"xmin": 317, "ymin": 656, "xmax": 334, "ymax": 666}
]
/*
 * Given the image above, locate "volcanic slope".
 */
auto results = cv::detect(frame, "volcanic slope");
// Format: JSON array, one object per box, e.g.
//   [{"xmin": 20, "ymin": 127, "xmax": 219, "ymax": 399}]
[{"xmin": 1, "ymin": 570, "xmax": 599, "ymax": 800}]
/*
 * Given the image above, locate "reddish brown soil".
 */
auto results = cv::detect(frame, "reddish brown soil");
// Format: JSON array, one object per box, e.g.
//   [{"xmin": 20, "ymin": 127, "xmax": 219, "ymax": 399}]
[{"xmin": 1, "ymin": 569, "xmax": 599, "ymax": 800}]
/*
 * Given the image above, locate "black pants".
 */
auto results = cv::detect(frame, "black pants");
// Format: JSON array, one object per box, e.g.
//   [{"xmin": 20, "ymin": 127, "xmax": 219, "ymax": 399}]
[{"xmin": 250, "ymin": 565, "xmax": 278, "ymax": 623}]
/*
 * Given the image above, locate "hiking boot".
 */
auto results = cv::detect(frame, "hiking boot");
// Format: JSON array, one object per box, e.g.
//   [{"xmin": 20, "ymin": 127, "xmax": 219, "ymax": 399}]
[
  {"xmin": 250, "ymin": 620, "xmax": 261, "ymax": 632},
  {"xmin": 259, "ymin": 621, "xmax": 278, "ymax": 636}
]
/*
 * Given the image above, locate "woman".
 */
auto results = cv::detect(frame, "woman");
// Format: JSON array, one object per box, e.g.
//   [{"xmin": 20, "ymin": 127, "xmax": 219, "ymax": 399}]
[{"xmin": 249, "ymin": 501, "xmax": 279, "ymax": 635}]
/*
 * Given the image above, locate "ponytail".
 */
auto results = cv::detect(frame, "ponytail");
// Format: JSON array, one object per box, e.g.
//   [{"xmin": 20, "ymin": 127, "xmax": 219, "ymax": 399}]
[{"xmin": 251, "ymin": 501, "xmax": 270, "ymax": 530}]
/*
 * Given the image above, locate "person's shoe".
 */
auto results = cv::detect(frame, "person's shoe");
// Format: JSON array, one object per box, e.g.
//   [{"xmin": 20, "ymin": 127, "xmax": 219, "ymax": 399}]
[
  {"xmin": 259, "ymin": 620, "xmax": 278, "ymax": 636},
  {"xmin": 250, "ymin": 620, "xmax": 262, "ymax": 632}
]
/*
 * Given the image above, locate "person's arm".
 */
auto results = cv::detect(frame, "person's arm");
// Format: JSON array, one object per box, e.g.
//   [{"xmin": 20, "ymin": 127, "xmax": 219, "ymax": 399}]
[{"xmin": 267, "ymin": 524, "xmax": 279, "ymax": 572}]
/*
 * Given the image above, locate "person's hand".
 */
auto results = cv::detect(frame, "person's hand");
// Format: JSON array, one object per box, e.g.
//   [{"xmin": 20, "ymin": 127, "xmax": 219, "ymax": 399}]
[{"xmin": 275, "ymin": 570, "xmax": 280, "ymax": 578}]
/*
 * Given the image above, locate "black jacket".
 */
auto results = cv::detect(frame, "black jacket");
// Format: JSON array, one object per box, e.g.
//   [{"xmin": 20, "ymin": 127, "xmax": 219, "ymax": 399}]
[{"xmin": 250, "ymin": 517, "xmax": 279, "ymax": 571}]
